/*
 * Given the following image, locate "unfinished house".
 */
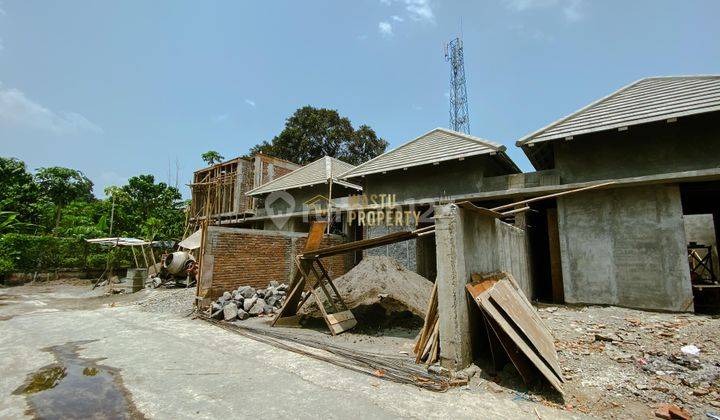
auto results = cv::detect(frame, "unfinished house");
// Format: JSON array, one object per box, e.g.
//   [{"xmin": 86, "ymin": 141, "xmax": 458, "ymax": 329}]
[
  {"xmin": 189, "ymin": 154, "xmax": 299, "ymax": 225},
  {"xmin": 244, "ymin": 156, "xmax": 362, "ymax": 233},
  {"xmin": 338, "ymin": 127, "xmax": 522, "ymax": 278},
  {"xmin": 516, "ymin": 75, "xmax": 720, "ymax": 312}
]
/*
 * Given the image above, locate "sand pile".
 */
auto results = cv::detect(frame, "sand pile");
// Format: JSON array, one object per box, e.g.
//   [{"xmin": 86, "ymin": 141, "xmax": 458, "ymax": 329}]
[{"xmin": 302, "ymin": 256, "xmax": 433, "ymax": 318}]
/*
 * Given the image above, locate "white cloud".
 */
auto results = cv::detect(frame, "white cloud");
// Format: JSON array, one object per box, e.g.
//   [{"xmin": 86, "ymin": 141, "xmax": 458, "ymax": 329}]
[
  {"xmin": 403, "ymin": 0, "xmax": 435, "ymax": 23},
  {"xmin": 503, "ymin": 0, "xmax": 585, "ymax": 22},
  {"xmin": 245, "ymin": 99, "xmax": 256, "ymax": 107},
  {"xmin": 378, "ymin": 0, "xmax": 435, "ymax": 24},
  {"xmin": 562, "ymin": 0, "xmax": 583, "ymax": 21},
  {"xmin": 378, "ymin": 21, "xmax": 394, "ymax": 37},
  {"xmin": 0, "ymin": 84, "xmax": 103, "ymax": 134}
]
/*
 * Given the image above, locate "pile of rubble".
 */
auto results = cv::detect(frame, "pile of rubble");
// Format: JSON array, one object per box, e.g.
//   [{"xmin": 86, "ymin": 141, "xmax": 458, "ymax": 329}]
[
  {"xmin": 536, "ymin": 305, "xmax": 720, "ymax": 417},
  {"xmin": 211, "ymin": 281, "xmax": 288, "ymax": 321}
]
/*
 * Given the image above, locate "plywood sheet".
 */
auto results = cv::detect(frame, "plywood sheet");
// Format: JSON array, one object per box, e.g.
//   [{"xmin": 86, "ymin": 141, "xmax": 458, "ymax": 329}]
[{"xmin": 487, "ymin": 280, "xmax": 563, "ymax": 380}]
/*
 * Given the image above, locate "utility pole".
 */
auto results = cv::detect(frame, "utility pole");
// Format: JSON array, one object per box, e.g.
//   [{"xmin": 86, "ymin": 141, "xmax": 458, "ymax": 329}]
[{"xmin": 444, "ymin": 36, "xmax": 470, "ymax": 134}]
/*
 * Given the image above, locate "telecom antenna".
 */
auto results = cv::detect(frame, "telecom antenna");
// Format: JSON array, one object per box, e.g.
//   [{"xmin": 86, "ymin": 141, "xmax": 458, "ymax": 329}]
[{"xmin": 444, "ymin": 36, "xmax": 470, "ymax": 134}]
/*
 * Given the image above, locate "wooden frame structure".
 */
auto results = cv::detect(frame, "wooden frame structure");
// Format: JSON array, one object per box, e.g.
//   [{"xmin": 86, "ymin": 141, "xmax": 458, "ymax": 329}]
[
  {"xmin": 85, "ymin": 237, "xmax": 159, "ymax": 289},
  {"xmin": 272, "ymin": 222, "xmax": 357, "ymax": 335}
]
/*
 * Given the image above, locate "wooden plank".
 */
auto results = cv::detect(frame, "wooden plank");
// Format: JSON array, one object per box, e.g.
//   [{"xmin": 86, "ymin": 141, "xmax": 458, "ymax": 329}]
[
  {"xmin": 456, "ymin": 202, "xmax": 504, "ymax": 219},
  {"xmin": 482, "ymin": 308, "xmax": 536, "ymax": 384},
  {"xmin": 546, "ymin": 209, "xmax": 565, "ymax": 303},
  {"xmin": 304, "ymin": 222, "xmax": 327, "ymax": 252},
  {"xmin": 326, "ymin": 310, "xmax": 355, "ymax": 325},
  {"xmin": 477, "ymin": 293, "xmax": 564, "ymax": 394},
  {"xmin": 301, "ymin": 230, "xmax": 417, "ymax": 258},
  {"xmin": 488, "ymin": 280, "xmax": 563, "ymax": 380},
  {"xmin": 315, "ymin": 259, "xmax": 349, "ymax": 310},
  {"xmin": 489, "ymin": 181, "xmax": 615, "ymax": 212},
  {"xmin": 330, "ymin": 318, "xmax": 357, "ymax": 334},
  {"xmin": 414, "ymin": 282, "xmax": 438, "ymax": 356}
]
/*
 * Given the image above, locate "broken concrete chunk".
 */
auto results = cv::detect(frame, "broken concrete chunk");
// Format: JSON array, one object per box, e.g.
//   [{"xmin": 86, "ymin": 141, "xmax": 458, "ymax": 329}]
[
  {"xmin": 243, "ymin": 297, "xmax": 257, "ymax": 312},
  {"xmin": 223, "ymin": 302, "xmax": 238, "ymax": 321},
  {"xmin": 277, "ymin": 284, "xmax": 288, "ymax": 292},
  {"xmin": 237, "ymin": 309, "xmax": 249, "ymax": 320},
  {"xmin": 269, "ymin": 280, "xmax": 280, "ymax": 288},
  {"xmin": 263, "ymin": 305, "xmax": 274, "ymax": 315},
  {"xmin": 249, "ymin": 298, "xmax": 267, "ymax": 315},
  {"xmin": 220, "ymin": 291, "xmax": 232, "ymax": 302},
  {"xmin": 241, "ymin": 287, "xmax": 256, "ymax": 299}
]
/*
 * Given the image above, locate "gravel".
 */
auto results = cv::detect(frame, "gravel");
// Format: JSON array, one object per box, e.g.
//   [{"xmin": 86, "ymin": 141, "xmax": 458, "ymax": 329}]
[{"xmin": 136, "ymin": 288, "xmax": 195, "ymax": 315}]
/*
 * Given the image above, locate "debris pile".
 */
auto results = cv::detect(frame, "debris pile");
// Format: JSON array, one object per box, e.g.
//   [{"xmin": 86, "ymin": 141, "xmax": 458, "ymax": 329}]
[
  {"xmin": 211, "ymin": 281, "xmax": 288, "ymax": 321},
  {"xmin": 539, "ymin": 305, "xmax": 720, "ymax": 417},
  {"xmin": 302, "ymin": 256, "xmax": 433, "ymax": 318}
]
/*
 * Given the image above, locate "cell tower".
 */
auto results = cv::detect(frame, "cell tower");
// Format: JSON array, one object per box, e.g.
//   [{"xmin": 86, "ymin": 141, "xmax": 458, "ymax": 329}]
[{"xmin": 444, "ymin": 37, "xmax": 470, "ymax": 134}]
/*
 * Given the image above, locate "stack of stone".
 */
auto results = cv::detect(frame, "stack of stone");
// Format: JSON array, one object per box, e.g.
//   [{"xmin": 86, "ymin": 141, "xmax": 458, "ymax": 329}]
[{"xmin": 211, "ymin": 281, "xmax": 289, "ymax": 321}]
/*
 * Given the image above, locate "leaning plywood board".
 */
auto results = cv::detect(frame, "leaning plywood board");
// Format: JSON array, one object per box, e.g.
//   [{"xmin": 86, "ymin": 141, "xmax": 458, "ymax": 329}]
[
  {"xmin": 477, "ymin": 292, "xmax": 564, "ymax": 394},
  {"xmin": 487, "ymin": 280, "xmax": 563, "ymax": 379},
  {"xmin": 466, "ymin": 275, "xmax": 564, "ymax": 394}
]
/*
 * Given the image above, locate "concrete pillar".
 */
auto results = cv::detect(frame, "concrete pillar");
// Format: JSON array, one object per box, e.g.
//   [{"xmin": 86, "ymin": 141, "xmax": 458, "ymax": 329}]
[{"xmin": 434, "ymin": 204, "xmax": 472, "ymax": 370}]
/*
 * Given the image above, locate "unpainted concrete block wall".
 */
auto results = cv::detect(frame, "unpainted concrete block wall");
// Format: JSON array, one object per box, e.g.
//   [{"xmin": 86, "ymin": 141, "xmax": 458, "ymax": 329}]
[
  {"xmin": 434, "ymin": 204, "xmax": 531, "ymax": 370},
  {"xmin": 203, "ymin": 227, "xmax": 347, "ymax": 292},
  {"xmin": 364, "ymin": 224, "xmax": 417, "ymax": 271},
  {"xmin": 557, "ymin": 184, "xmax": 694, "ymax": 312}
]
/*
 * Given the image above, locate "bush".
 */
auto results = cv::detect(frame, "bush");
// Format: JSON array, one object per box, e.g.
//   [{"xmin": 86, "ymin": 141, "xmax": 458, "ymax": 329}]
[
  {"xmin": 0, "ymin": 256, "xmax": 14, "ymax": 276},
  {"xmin": 86, "ymin": 253, "xmax": 107, "ymax": 269},
  {"xmin": 0, "ymin": 233, "xmax": 129, "ymax": 271}
]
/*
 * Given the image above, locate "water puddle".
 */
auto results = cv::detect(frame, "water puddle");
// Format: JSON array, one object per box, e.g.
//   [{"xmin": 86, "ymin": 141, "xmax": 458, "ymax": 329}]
[{"xmin": 13, "ymin": 340, "xmax": 145, "ymax": 419}]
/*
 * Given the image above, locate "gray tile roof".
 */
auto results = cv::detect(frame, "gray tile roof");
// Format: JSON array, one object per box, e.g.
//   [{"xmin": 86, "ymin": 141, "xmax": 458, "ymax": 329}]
[
  {"xmin": 518, "ymin": 75, "xmax": 720, "ymax": 146},
  {"xmin": 339, "ymin": 127, "xmax": 516, "ymax": 179},
  {"xmin": 246, "ymin": 156, "xmax": 361, "ymax": 196}
]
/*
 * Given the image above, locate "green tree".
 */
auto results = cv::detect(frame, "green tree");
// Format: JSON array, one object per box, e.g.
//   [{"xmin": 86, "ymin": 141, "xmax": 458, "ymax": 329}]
[
  {"xmin": 201, "ymin": 150, "xmax": 225, "ymax": 166},
  {"xmin": 106, "ymin": 175, "xmax": 184, "ymax": 240},
  {"xmin": 0, "ymin": 157, "xmax": 43, "ymax": 227},
  {"xmin": 35, "ymin": 167, "xmax": 94, "ymax": 229},
  {"xmin": 250, "ymin": 106, "xmax": 388, "ymax": 165}
]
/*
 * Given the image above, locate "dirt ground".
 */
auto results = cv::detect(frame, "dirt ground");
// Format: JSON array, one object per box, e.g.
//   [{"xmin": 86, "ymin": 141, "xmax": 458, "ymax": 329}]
[
  {"xmin": 3, "ymin": 279, "xmax": 719, "ymax": 419},
  {"xmin": 536, "ymin": 304, "xmax": 720, "ymax": 418}
]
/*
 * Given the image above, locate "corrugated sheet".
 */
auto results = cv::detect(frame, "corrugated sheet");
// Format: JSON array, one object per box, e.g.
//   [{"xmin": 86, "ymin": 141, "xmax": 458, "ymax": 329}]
[
  {"xmin": 339, "ymin": 127, "xmax": 507, "ymax": 179},
  {"xmin": 246, "ymin": 156, "xmax": 359, "ymax": 196},
  {"xmin": 518, "ymin": 75, "xmax": 720, "ymax": 145}
]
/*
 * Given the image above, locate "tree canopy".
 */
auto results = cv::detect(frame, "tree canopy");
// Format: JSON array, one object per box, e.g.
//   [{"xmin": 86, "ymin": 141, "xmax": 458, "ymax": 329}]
[
  {"xmin": 250, "ymin": 106, "xmax": 388, "ymax": 165},
  {"xmin": 0, "ymin": 157, "xmax": 43, "ymax": 226},
  {"xmin": 35, "ymin": 167, "xmax": 94, "ymax": 228},
  {"xmin": 201, "ymin": 150, "xmax": 225, "ymax": 166}
]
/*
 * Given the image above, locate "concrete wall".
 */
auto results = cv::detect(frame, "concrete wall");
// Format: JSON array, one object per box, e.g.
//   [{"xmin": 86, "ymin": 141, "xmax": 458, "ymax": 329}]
[
  {"xmin": 200, "ymin": 227, "xmax": 347, "ymax": 293},
  {"xmin": 360, "ymin": 154, "xmax": 515, "ymax": 203},
  {"xmin": 554, "ymin": 112, "xmax": 720, "ymax": 183},
  {"xmin": 434, "ymin": 204, "xmax": 531, "ymax": 370},
  {"xmin": 364, "ymin": 224, "xmax": 417, "ymax": 271},
  {"xmin": 557, "ymin": 184, "xmax": 694, "ymax": 311},
  {"xmin": 684, "ymin": 214, "xmax": 720, "ymax": 279}
]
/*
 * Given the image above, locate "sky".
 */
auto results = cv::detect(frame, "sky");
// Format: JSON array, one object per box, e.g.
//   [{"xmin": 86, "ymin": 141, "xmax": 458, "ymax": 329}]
[{"xmin": 1, "ymin": 0, "xmax": 719, "ymax": 198}]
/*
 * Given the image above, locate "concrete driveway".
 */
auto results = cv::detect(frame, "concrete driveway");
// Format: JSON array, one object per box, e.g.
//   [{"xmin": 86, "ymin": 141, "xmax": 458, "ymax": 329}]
[{"xmin": 0, "ymin": 283, "xmax": 577, "ymax": 419}]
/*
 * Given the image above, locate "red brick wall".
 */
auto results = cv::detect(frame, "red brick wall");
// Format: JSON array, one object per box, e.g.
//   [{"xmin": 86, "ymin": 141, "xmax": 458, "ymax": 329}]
[{"xmin": 205, "ymin": 227, "xmax": 347, "ymax": 293}]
